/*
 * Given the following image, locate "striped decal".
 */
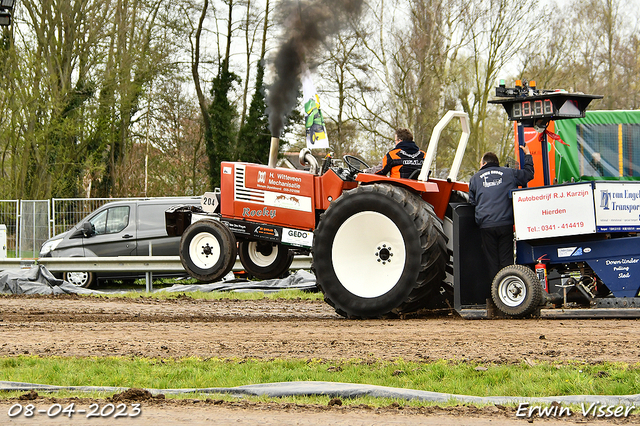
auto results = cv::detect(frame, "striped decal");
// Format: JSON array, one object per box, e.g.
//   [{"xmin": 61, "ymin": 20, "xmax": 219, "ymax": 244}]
[{"xmin": 234, "ymin": 165, "xmax": 265, "ymax": 202}]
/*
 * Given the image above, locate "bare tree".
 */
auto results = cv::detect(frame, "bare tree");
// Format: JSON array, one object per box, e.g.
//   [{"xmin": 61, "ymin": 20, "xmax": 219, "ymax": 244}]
[
  {"xmin": 238, "ymin": 0, "xmax": 269, "ymax": 126},
  {"xmin": 392, "ymin": 0, "xmax": 470, "ymax": 174},
  {"xmin": 517, "ymin": 5, "xmax": 572, "ymax": 90},
  {"xmin": 124, "ymin": 80, "xmax": 208, "ymax": 196},
  {"xmin": 191, "ymin": 0, "xmax": 213, "ymax": 148},
  {"xmin": 7, "ymin": 0, "xmax": 111, "ymax": 199},
  {"xmin": 619, "ymin": 34, "xmax": 640, "ymax": 109},
  {"xmin": 100, "ymin": 0, "xmax": 187, "ymax": 197},
  {"xmin": 518, "ymin": 0, "xmax": 640, "ymax": 110},
  {"xmin": 318, "ymin": 30, "xmax": 367, "ymax": 158},
  {"xmin": 341, "ymin": 0, "xmax": 469, "ymax": 164},
  {"xmin": 456, "ymin": 0, "xmax": 546, "ymax": 173}
]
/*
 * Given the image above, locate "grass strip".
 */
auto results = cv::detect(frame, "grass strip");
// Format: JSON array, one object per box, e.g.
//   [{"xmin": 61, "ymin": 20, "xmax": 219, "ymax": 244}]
[
  {"xmin": 0, "ymin": 357, "xmax": 638, "ymax": 399},
  {"xmin": 0, "ymin": 390, "xmax": 458, "ymax": 408},
  {"xmin": 82, "ymin": 288, "xmax": 324, "ymax": 301}
]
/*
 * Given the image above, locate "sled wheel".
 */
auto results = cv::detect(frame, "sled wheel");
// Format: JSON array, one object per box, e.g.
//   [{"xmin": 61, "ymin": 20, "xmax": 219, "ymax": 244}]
[
  {"xmin": 238, "ymin": 241, "xmax": 293, "ymax": 280},
  {"xmin": 491, "ymin": 264, "xmax": 543, "ymax": 318},
  {"xmin": 312, "ymin": 183, "xmax": 448, "ymax": 318},
  {"xmin": 179, "ymin": 220, "xmax": 237, "ymax": 282},
  {"xmin": 64, "ymin": 271, "xmax": 96, "ymax": 288}
]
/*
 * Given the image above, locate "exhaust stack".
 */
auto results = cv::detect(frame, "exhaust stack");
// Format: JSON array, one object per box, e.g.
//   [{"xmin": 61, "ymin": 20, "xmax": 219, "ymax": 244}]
[
  {"xmin": 268, "ymin": 137, "xmax": 279, "ymax": 168},
  {"xmin": 299, "ymin": 148, "xmax": 319, "ymax": 175}
]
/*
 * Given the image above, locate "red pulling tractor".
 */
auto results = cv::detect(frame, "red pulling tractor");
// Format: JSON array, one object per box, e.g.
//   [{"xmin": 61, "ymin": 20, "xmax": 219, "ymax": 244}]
[
  {"xmin": 169, "ymin": 85, "xmax": 636, "ymax": 319},
  {"xmin": 166, "ymin": 111, "xmax": 470, "ymax": 318}
]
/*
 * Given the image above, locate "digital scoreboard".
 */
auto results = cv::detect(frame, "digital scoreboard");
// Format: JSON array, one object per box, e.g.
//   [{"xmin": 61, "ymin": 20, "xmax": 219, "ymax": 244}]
[
  {"xmin": 489, "ymin": 82, "xmax": 602, "ymax": 127},
  {"xmin": 490, "ymin": 80, "xmax": 603, "ymax": 186}
]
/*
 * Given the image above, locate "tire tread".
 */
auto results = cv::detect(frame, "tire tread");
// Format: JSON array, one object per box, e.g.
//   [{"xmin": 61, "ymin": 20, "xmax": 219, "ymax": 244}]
[
  {"xmin": 313, "ymin": 184, "xmax": 447, "ymax": 318},
  {"xmin": 491, "ymin": 264, "xmax": 542, "ymax": 317}
]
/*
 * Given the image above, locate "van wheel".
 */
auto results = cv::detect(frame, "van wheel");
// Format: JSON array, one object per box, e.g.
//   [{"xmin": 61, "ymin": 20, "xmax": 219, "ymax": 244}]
[
  {"xmin": 180, "ymin": 220, "xmax": 237, "ymax": 282},
  {"xmin": 239, "ymin": 241, "xmax": 293, "ymax": 280},
  {"xmin": 64, "ymin": 271, "xmax": 96, "ymax": 288}
]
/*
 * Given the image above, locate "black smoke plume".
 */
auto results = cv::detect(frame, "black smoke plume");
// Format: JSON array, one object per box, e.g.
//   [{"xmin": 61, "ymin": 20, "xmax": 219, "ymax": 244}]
[{"xmin": 267, "ymin": 0, "xmax": 363, "ymax": 137}]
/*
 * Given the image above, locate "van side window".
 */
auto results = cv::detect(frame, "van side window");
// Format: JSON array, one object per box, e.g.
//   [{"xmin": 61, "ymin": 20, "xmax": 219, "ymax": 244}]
[{"xmin": 90, "ymin": 206, "xmax": 130, "ymax": 235}]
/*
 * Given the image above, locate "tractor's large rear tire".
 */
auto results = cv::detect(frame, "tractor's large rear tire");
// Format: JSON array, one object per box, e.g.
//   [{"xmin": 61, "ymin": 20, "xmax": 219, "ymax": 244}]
[
  {"xmin": 179, "ymin": 220, "xmax": 237, "ymax": 283},
  {"xmin": 238, "ymin": 241, "xmax": 293, "ymax": 280},
  {"xmin": 312, "ymin": 184, "xmax": 448, "ymax": 318},
  {"xmin": 491, "ymin": 264, "xmax": 543, "ymax": 318}
]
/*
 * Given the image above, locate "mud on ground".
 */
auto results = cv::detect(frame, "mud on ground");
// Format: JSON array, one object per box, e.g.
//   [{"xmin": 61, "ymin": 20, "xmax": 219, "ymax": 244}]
[{"xmin": 1, "ymin": 295, "xmax": 639, "ymax": 425}]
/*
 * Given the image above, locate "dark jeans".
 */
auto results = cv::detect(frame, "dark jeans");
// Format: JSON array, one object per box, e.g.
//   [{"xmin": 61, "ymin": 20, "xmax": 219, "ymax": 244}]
[{"xmin": 480, "ymin": 225, "xmax": 515, "ymax": 282}]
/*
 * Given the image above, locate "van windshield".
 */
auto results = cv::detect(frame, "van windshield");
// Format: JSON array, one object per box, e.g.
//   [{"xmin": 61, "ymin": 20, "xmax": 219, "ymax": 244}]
[{"xmin": 89, "ymin": 206, "xmax": 130, "ymax": 235}]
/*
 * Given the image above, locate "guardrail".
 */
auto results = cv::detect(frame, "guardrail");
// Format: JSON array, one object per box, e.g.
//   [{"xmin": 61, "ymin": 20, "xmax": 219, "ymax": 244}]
[{"xmin": 0, "ymin": 255, "xmax": 313, "ymax": 292}]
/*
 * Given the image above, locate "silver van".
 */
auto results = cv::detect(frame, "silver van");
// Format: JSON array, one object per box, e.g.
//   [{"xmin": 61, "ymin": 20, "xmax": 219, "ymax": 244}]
[{"xmin": 39, "ymin": 197, "xmax": 201, "ymax": 287}]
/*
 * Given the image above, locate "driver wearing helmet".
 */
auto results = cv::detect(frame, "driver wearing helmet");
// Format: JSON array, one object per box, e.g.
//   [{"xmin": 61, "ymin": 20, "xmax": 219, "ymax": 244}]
[{"xmin": 375, "ymin": 128, "xmax": 425, "ymax": 179}]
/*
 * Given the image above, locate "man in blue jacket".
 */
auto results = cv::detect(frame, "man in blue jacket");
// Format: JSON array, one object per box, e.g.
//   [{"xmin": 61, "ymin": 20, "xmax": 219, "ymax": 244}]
[{"xmin": 469, "ymin": 145, "xmax": 534, "ymax": 281}]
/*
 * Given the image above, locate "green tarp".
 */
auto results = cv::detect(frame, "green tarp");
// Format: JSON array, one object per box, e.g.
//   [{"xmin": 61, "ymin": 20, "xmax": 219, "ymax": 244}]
[{"xmin": 553, "ymin": 111, "xmax": 640, "ymax": 184}]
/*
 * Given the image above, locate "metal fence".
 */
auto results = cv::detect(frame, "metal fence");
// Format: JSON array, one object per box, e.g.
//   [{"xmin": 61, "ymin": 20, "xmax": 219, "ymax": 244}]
[
  {"xmin": 19, "ymin": 200, "xmax": 50, "ymax": 259},
  {"xmin": 0, "ymin": 197, "xmax": 154, "ymax": 259},
  {"xmin": 50, "ymin": 198, "xmax": 142, "ymax": 237},
  {"xmin": 0, "ymin": 200, "xmax": 19, "ymax": 258}
]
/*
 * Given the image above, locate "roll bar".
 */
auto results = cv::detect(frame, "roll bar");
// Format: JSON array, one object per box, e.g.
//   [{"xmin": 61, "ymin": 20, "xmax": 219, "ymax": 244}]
[{"xmin": 417, "ymin": 111, "xmax": 470, "ymax": 182}]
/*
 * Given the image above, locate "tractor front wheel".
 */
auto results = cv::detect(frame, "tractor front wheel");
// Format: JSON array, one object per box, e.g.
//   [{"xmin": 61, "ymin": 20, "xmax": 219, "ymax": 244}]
[
  {"xmin": 179, "ymin": 220, "xmax": 237, "ymax": 283},
  {"xmin": 491, "ymin": 264, "xmax": 543, "ymax": 318},
  {"xmin": 312, "ymin": 183, "xmax": 447, "ymax": 318},
  {"xmin": 238, "ymin": 241, "xmax": 293, "ymax": 280}
]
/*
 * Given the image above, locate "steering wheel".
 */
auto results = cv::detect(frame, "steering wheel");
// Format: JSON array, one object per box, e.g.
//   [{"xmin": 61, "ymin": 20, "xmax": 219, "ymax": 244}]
[{"xmin": 343, "ymin": 155, "xmax": 370, "ymax": 174}]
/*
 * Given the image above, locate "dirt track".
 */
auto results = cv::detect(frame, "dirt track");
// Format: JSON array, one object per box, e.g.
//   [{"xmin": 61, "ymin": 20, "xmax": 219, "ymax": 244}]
[
  {"xmin": 1, "ymin": 294, "xmax": 639, "ymax": 425},
  {"xmin": 2, "ymin": 295, "xmax": 640, "ymax": 363}
]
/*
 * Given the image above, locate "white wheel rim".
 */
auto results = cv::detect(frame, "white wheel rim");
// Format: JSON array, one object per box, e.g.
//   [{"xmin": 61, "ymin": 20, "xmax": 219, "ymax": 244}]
[
  {"xmin": 498, "ymin": 276, "xmax": 527, "ymax": 307},
  {"xmin": 332, "ymin": 211, "xmax": 406, "ymax": 298},
  {"xmin": 66, "ymin": 272, "xmax": 89, "ymax": 287},
  {"xmin": 248, "ymin": 241, "xmax": 278, "ymax": 267},
  {"xmin": 189, "ymin": 231, "xmax": 222, "ymax": 269}
]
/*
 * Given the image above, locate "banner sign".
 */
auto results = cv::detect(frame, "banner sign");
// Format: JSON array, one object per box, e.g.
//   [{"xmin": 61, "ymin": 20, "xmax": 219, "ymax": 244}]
[
  {"xmin": 302, "ymin": 71, "xmax": 329, "ymax": 149},
  {"xmin": 222, "ymin": 219, "xmax": 282, "ymax": 244},
  {"xmin": 594, "ymin": 182, "xmax": 640, "ymax": 232},
  {"xmin": 513, "ymin": 183, "xmax": 596, "ymax": 240},
  {"xmin": 221, "ymin": 219, "xmax": 314, "ymax": 248}
]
